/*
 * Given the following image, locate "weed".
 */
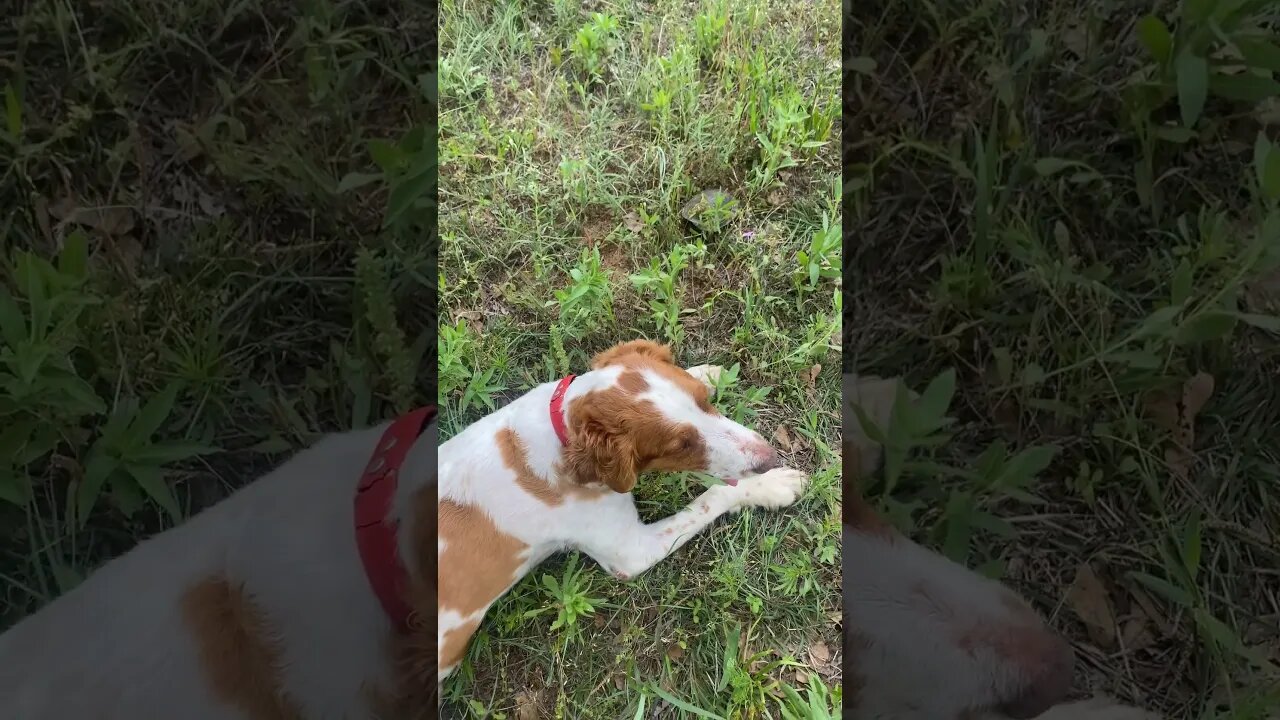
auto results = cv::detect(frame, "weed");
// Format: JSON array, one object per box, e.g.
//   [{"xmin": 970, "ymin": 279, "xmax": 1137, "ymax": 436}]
[{"xmin": 570, "ymin": 13, "xmax": 621, "ymax": 83}]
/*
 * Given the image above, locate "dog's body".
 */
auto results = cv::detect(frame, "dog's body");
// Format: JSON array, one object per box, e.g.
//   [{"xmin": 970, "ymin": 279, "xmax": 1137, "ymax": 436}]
[
  {"xmin": 0, "ymin": 420, "xmax": 435, "ymax": 719},
  {"xmin": 844, "ymin": 373, "xmax": 1160, "ymax": 720},
  {"xmin": 437, "ymin": 340, "xmax": 808, "ymax": 680}
]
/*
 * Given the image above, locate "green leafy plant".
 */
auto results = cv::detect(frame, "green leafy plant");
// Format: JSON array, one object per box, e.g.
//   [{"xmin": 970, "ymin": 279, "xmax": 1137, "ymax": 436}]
[
  {"xmin": 570, "ymin": 13, "xmax": 620, "ymax": 81},
  {"xmin": 438, "ymin": 56, "xmax": 488, "ymax": 103},
  {"xmin": 776, "ymin": 673, "xmax": 840, "ymax": 720},
  {"xmin": 548, "ymin": 246, "xmax": 614, "ymax": 338},
  {"xmin": 355, "ymin": 248, "xmax": 419, "ymax": 413},
  {"xmin": 523, "ymin": 554, "xmax": 602, "ymax": 647},
  {"xmin": 78, "ymin": 383, "xmax": 216, "ymax": 526},
  {"xmin": 437, "ymin": 318, "xmax": 476, "ymax": 401},
  {"xmin": 1125, "ymin": 2, "xmax": 1280, "ymax": 213},
  {"xmin": 750, "ymin": 88, "xmax": 834, "ymax": 191},
  {"xmin": 0, "ymin": 234, "xmax": 102, "ymax": 507},
  {"xmin": 338, "ymin": 124, "xmax": 435, "ymax": 233},
  {"xmin": 851, "ymin": 369, "xmax": 1059, "ymax": 564},
  {"xmin": 629, "ymin": 242, "xmax": 706, "ymax": 345},
  {"xmin": 793, "ymin": 213, "xmax": 840, "ymax": 290},
  {"xmin": 693, "ymin": 2, "xmax": 729, "ymax": 62}
]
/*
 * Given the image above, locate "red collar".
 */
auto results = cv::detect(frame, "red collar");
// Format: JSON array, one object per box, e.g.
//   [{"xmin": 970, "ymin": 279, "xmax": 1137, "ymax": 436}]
[
  {"xmin": 354, "ymin": 406, "xmax": 435, "ymax": 632},
  {"xmin": 550, "ymin": 374, "xmax": 575, "ymax": 445}
]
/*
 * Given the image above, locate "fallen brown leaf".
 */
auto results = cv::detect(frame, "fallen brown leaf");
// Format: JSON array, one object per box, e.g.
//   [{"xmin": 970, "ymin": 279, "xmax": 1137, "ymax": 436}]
[
  {"xmin": 514, "ymin": 690, "xmax": 540, "ymax": 720},
  {"xmin": 803, "ymin": 363, "xmax": 822, "ymax": 386},
  {"xmin": 1120, "ymin": 616, "xmax": 1156, "ymax": 651},
  {"xmin": 1126, "ymin": 585, "xmax": 1172, "ymax": 639},
  {"xmin": 623, "ymin": 212, "xmax": 644, "ymax": 233},
  {"xmin": 807, "ymin": 640, "xmax": 831, "ymax": 665},
  {"xmin": 49, "ymin": 196, "xmax": 136, "ymax": 236},
  {"xmin": 773, "ymin": 424, "xmax": 795, "ymax": 452},
  {"xmin": 1067, "ymin": 562, "xmax": 1117, "ymax": 648},
  {"xmin": 1145, "ymin": 372, "xmax": 1215, "ymax": 480}
]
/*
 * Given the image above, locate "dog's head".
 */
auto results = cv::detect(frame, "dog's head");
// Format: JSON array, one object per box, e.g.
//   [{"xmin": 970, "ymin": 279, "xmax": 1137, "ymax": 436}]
[
  {"xmin": 844, "ymin": 370, "xmax": 1074, "ymax": 719},
  {"xmin": 563, "ymin": 339, "xmax": 777, "ymax": 493}
]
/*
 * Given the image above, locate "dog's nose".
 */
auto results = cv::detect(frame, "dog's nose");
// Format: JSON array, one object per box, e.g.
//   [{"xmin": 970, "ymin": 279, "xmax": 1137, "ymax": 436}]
[
  {"xmin": 751, "ymin": 447, "xmax": 779, "ymax": 474},
  {"xmin": 998, "ymin": 630, "xmax": 1075, "ymax": 718}
]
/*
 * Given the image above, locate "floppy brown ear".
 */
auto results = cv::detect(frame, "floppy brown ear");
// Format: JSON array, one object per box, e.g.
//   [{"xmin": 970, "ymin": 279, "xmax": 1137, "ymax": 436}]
[
  {"xmin": 592, "ymin": 339, "xmax": 674, "ymax": 369},
  {"xmin": 563, "ymin": 403, "xmax": 637, "ymax": 493}
]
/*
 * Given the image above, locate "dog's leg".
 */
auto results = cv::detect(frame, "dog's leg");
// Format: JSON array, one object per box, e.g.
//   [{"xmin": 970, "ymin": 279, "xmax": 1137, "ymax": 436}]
[{"xmin": 583, "ymin": 467, "xmax": 807, "ymax": 581}]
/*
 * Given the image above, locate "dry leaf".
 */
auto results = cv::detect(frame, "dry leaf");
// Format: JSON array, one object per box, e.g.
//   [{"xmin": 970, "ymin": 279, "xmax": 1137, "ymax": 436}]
[
  {"xmin": 113, "ymin": 236, "xmax": 144, "ymax": 277},
  {"xmin": 33, "ymin": 196, "xmax": 53, "ymax": 245},
  {"xmin": 452, "ymin": 309, "xmax": 484, "ymax": 330},
  {"xmin": 807, "ymin": 640, "xmax": 831, "ymax": 665},
  {"xmin": 623, "ymin": 212, "xmax": 644, "ymax": 233},
  {"xmin": 803, "ymin": 364, "xmax": 822, "ymax": 386},
  {"xmin": 49, "ymin": 196, "xmax": 136, "ymax": 236},
  {"xmin": 1255, "ymin": 97, "xmax": 1280, "ymax": 126},
  {"xmin": 773, "ymin": 424, "xmax": 795, "ymax": 452},
  {"xmin": 1067, "ymin": 563, "xmax": 1117, "ymax": 648},
  {"xmin": 1245, "ymin": 266, "xmax": 1280, "ymax": 314},
  {"xmin": 1061, "ymin": 20, "xmax": 1091, "ymax": 59},
  {"xmin": 1145, "ymin": 372, "xmax": 1215, "ymax": 480},
  {"xmin": 1126, "ymin": 585, "xmax": 1171, "ymax": 638},
  {"xmin": 665, "ymin": 643, "xmax": 685, "ymax": 661},
  {"xmin": 793, "ymin": 670, "xmax": 809, "ymax": 685},
  {"xmin": 514, "ymin": 690, "xmax": 540, "ymax": 720},
  {"xmin": 1119, "ymin": 616, "xmax": 1155, "ymax": 651}
]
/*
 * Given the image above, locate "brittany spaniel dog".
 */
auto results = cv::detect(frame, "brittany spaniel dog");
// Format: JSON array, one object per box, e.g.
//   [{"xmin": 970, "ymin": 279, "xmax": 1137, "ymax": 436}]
[
  {"xmin": 437, "ymin": 339, "xmax": 809, "ymax": 681},
  {"xmin": 0, "ymin": 405, "xmax": 440, "ymax": 718},
  {"xmin": 845, "ymin": 374, "xmax": 1160, "ymax": 720}
]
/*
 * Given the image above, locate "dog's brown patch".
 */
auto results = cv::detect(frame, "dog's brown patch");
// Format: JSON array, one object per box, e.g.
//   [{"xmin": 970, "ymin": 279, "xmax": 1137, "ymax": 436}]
[
  {"xmin": 497, "ymin": 428, "xmax": 608, "ymax": 505},
  {"xmin": 440, "ymin": 616, "xmax": 483, "ymax": 669},
  {"xmin": 497, "ymin": 427, "xmax": 565, "ymax": 506},
  {"xmin": 182, "ymin": 576, "xmax": 304, "ymax": 720},
  {"xmin": 437, "ymin": 498, "xmax": 529, "ymax": 619}
]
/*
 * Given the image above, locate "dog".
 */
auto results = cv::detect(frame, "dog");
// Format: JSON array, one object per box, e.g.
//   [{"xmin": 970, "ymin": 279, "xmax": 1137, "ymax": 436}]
[
  {"xmin": 0, "ymin": 406, "xmax": 440, "ymax": 718},
  {"xmin": 844, "ymin": 373, "xmax": 1161, "ymax": 719},
  {"xmin": 437, "ymin": 339, "xmax": 809, "ymax": 681}
]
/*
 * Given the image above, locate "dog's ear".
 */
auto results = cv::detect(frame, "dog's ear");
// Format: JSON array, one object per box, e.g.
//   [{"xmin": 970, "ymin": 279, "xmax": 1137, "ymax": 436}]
[
  {"xmin": 564, "ymin": 399, "xmax": 637, "ymax": 493},
  {"xmin": 592, "ymin": 339, "xmax": 674, "ymax": 369}
]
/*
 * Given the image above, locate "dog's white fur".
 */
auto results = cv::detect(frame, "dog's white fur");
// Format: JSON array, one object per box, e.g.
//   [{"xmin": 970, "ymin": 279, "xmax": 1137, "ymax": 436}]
[
  {"xmin": 437, "ymin": 358, "xmax": 809, "ymax": 681},
  {"xmin": 844, "ymin": 372, "xmax": 1161, "ymax": 720},
  {"xmin": 0, "ymin": 419, "xmax": 437, "ymax": 719}
]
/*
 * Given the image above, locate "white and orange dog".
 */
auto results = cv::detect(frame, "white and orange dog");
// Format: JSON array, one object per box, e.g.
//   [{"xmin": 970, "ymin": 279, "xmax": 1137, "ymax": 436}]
[
  {"xmin": 437, "ymin": 339, "xmax": 809, "ymax": 679},
  {"xmin": 0, "ymin": 339, "xmax": 806, "ymax": 719}
]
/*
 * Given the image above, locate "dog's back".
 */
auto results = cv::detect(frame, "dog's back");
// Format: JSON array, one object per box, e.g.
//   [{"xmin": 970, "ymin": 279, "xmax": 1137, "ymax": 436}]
[{"xmin": 0, "ymin": 426, "xmax": 397, "ymax": 719}]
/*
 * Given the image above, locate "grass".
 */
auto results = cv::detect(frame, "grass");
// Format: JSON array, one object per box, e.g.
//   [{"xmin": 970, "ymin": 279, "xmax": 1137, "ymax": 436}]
[
  {"xmin": 0, "ymin": 0, "xmax": 434, "ymax": 633},
  {"xmin": 850, "ymin": 0, "xmax": 1280, "ymax": 718},
  {"xmin": 437, "ymin": 0, "xmax": 841, "ymax": 717}
]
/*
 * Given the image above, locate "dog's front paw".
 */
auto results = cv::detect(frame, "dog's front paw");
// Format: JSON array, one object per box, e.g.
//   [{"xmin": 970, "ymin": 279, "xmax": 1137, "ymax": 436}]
[
  {"xmin": 732, "ymin": 467, "xmax": 807, "ymax": 509},
  {"xmin": 684, "ymin": 364, "xmax": 724, "ymax": 391}
]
